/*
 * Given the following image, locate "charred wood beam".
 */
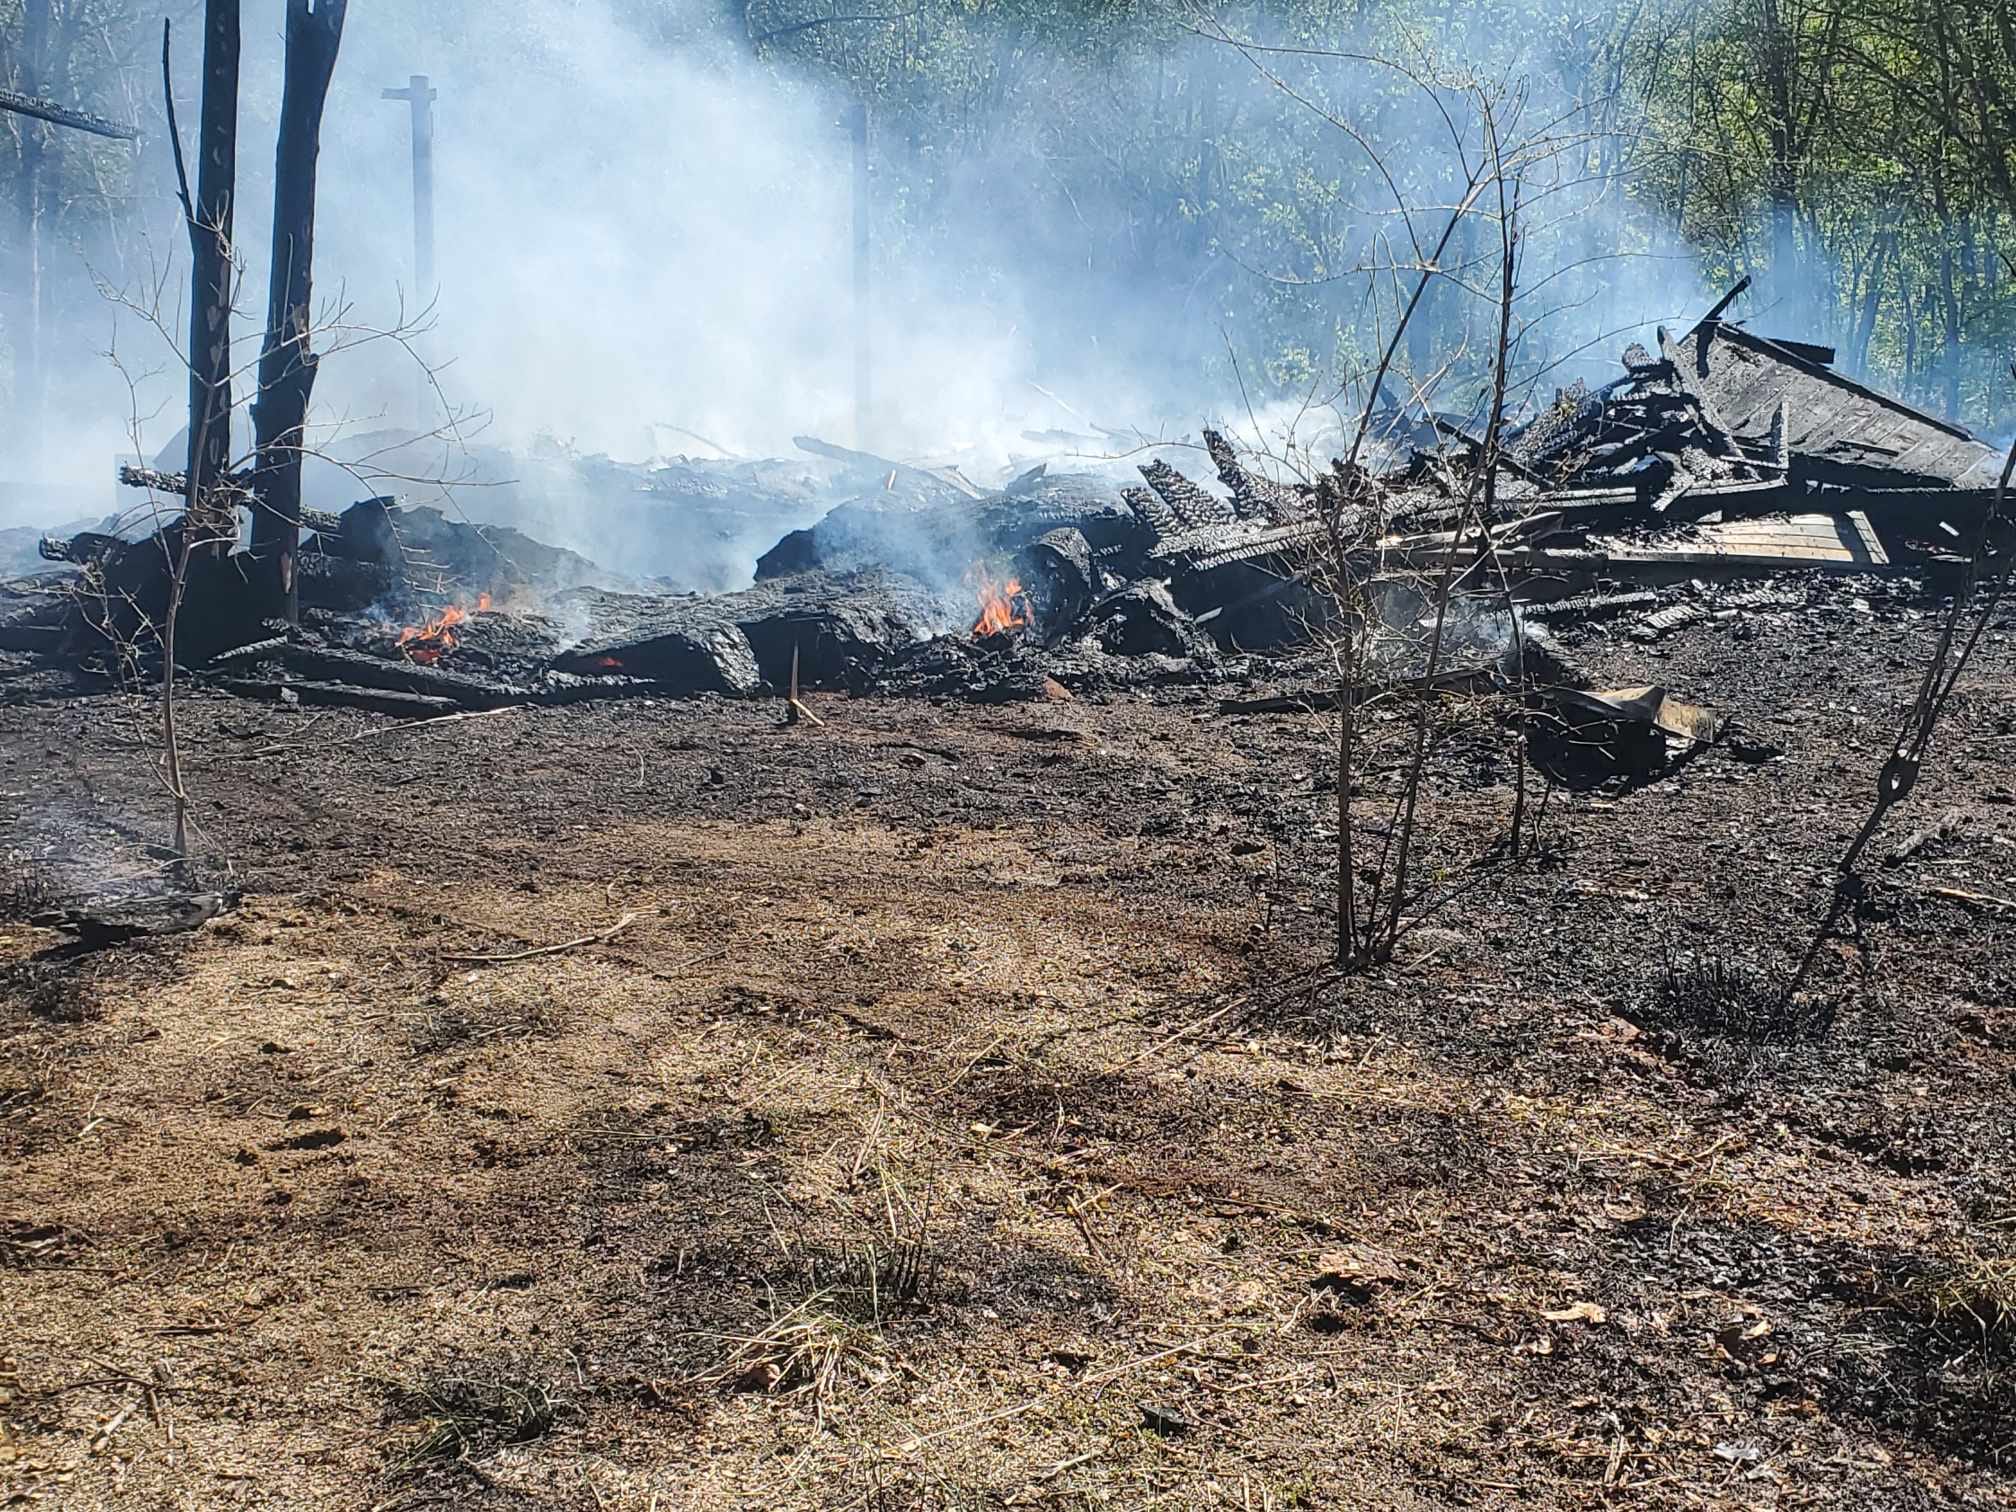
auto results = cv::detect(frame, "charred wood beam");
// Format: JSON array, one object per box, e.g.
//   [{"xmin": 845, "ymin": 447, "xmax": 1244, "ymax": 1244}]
[
  {"xmin": 1699, "ymin": 276, "xmax": 1752, "ymax": 326},
  {"xmin": 1122, "ymin": 484, "xmax": 1178, "ymax": 541},
  {"xmin": 251, "ymin": 0, "xmax": 349, "ymax": 625},
  {"xmin": 1770, "ymin": 338, "xmax": 1837, "ymax": 366},
  {"xmin": 209, "ymin": 635, "xmax": 291, "ymax": 663},
  {"xmin": 0, "ymin": 594, "xmax": 70, "ymax": 651},
  {"xmin": 119, "ymin": 465, "xmax": 348, "ymax": 539},
  {"xmin": 117, "ymin": 462, "xmax": 262, "ymax": 512},
  {"xmin": 119, "ymin": 462, "xmax": 199, "ymax": 494},
  {"xmin": 224, "ymin": 676, "xmax": 458, "ymax": 716},
  {"xmin": 31, "ymin": 891, "xmax": 238, "ymax": 948},
  {"xmin": 1427, "ymin": 416, "xmax": 1553, "ymax": 489},
  {"xmin": 1163, "ymin": 519, "xmax": 1326, "ymax": 572},
  {"xmin": 0, "ymin": 86, "xmax": 140, "ymax": 141},
  {"xmin": 1656, "ymin": 326, "xmax": 1745, "ymax": 472},
  {"xmin": 1202, "ymin": 429, "xmax": 1309, "ymax": 524}
]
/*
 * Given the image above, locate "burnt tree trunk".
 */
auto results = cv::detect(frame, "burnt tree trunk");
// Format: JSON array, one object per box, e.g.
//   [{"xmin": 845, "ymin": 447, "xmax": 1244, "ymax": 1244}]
[
  {"xmin": 251, "ymin": 0, "xmax": 349, "ymax": 623},
  {"xmin": 185, "ymin": 0, "xmax": 240, "ymax": 517}
]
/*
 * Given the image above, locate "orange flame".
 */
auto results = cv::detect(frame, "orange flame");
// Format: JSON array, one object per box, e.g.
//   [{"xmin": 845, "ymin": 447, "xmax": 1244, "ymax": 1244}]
[
  {"xmin": 396, "ymin": 593, "xmax": 492, "ymax": 663},
  {"xmin": 968, "ymin": 564, "xmax": 1030, "ymax": 637}
]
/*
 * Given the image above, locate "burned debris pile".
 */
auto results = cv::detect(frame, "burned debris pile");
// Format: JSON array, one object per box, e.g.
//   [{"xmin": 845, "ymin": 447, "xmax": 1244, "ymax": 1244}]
[{"xmin": 2, "ymin": 285, "xmax": 2004, "ymax": 723}]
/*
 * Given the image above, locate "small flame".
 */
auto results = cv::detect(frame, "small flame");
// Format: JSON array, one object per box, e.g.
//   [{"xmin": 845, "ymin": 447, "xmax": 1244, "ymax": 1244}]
[
  {"xmin": 968, "ymin": 564, "xmax": 1030, "ymax": 637},
  {"xmin": 396, "ymin": 593, "xmax": 491, "ymax": 663}
]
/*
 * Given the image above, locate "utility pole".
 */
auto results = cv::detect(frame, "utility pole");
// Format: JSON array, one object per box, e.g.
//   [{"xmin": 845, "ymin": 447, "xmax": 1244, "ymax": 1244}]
[
  {"xmin": 845, "ymin": 101, "xmax": 870, "ymax": 451},
  {"xmin": 381, "ymin": 73, "xmax": 436, "ymax": 426}
]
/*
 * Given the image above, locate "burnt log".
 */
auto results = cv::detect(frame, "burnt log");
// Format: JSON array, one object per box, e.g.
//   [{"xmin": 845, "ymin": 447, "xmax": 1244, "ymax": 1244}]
[
  {"xmin": 754, "ymin": 473, "xmax": 1140, "ymax": 586},
  {"xmin": 297, "ymin": 549, "xmax": 398, "ymax": 613},
  {"xmin": 1122, "ymin": 484, "xmax": 1178, "ymax": 542},
  {"xmin": 333, "ymin": 499, "xmax": 614, "ymax": 598},
  {"xmin": 275, "ymin": 643, "xmax": 530, "ymax": 707},
  {"xmin": 39, "ymin": 531, "xmax": 124, "ymax": 566},
  {"xmin": 224, "ymin": 676, "xmax": 459, "ymax": 716},
  {"xmin": 0, "ymin": 84, "xmax": 141, "ymax": 141}
]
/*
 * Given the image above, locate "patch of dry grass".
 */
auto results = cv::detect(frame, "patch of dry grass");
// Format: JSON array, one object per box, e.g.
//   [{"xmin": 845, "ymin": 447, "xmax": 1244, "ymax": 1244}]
[
  {"xmin": 687, "ymin": 1288, "xmax": 895, "ymax": 1424},
  {"xmin": 1907, "ymin": 1250, "xmax": 2016, "ymax": 1338}
]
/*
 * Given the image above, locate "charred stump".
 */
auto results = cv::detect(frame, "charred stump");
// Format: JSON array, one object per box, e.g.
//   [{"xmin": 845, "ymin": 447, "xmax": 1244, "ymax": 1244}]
[{"xmin": 250, "ymin": 0, "xmax": 349, "ymax": 624}]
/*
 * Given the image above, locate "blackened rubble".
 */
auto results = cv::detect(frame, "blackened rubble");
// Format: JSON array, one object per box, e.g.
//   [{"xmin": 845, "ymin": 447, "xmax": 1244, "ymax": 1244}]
[{"xmin": 4, "ymin": 284, "xmax": 2007, "ymax": 718}]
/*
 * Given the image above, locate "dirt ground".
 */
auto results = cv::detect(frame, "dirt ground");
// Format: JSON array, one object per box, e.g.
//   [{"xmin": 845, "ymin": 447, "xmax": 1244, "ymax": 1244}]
[{"xmin": 4, "ymin": 581, "xmax": 2016, "ymax": 1509}]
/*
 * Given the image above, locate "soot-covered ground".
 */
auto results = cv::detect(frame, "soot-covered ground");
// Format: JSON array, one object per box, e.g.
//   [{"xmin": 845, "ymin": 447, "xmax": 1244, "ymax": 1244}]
[{"xmin": 2, "ymin": 574, "xmax": 2014, "ymax": 1509}]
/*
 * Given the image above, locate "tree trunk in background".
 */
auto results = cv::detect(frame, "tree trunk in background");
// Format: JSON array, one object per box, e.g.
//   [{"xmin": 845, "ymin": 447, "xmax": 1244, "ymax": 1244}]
[
  {"xmin": 185, "ymin": 0, "xmax": 240, "ymax": 514},
  {"xmin": 251, "ymin": 0, "xmax": 348, "ymax": 625},
  {"xmin": 13, "ymin": 0, "xmax": 52, "ymax": 470},
  {"xmin": 1899, "ymin": 271, "xmax": 1918, "ymax": 395},
  {"xmin": 1853, "ymin": 229, "xmax": 1891, "ymax": 375},
  {"xmin": 1930, "ymin": 172, "xmax": 1961, "ymax": 418},
  {"xmin": 1938, "ymin": 250, "xmax": 1962, "ymax": 420}
]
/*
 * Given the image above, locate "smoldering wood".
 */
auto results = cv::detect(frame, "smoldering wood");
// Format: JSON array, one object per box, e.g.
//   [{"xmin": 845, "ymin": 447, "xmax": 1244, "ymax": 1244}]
[
  {"xmin": 39, "ymin": 531, "xmax": 125, "ymax": 567},
  {"xmin": 1202, "ymin": 429, "xmax": 1309, "ymax": 524},
  {"xmin": 296, "ymin": 551, "xmax": 399, "ymax": 612},
  {"xmin": 556, "ymin": 571, "xmax": 944, "ymax": 693},
  {"xmin": 550, "ymin": 616, "xmax": 764, "ymax": 696},
  {"xmin": 16, "ymin": 278, "xmax": 2016, "ymax": 720},
  {"xmin": 273, "ymin": 643, "xmax": 532, "ymax": 708},
  {"xmin": 1138, "ymin": 459, "xmax": 1236, "ymax": 529},
  {"xmin": 756, "ymin": 472, "xmax": 1141, "ymax": 586}
]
